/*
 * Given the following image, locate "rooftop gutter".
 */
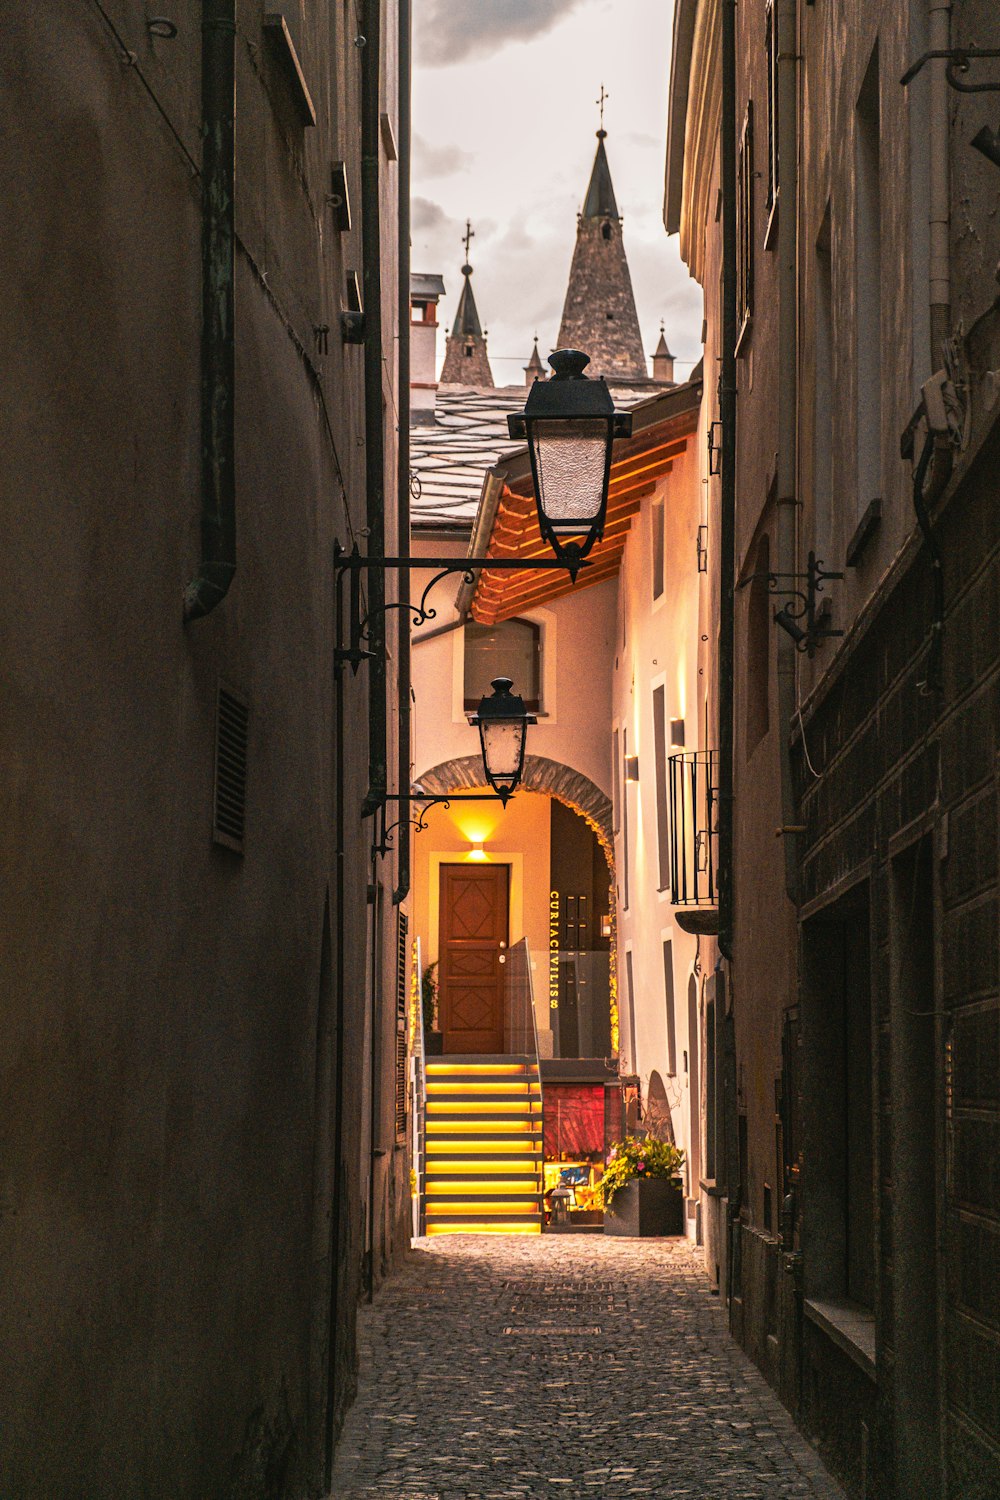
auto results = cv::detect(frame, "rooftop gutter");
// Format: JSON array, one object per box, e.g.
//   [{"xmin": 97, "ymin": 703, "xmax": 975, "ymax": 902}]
[
  {"xmin": 454, "ymin": 466, "xmax": 506, "ymax": 615},
  {"xmin": 664, "ymin": 0, "xmax": 698, "ymax": 234}
]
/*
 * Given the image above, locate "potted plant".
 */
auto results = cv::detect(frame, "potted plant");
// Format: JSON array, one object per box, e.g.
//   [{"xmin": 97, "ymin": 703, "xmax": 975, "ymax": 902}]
[
  {"xmin": 598, "ymin": 1135, "xmax": 686, "ymax": 1237},
  {"xmin": 421, "ymin": 962, "xmax": 443, "ymax": 1055}
]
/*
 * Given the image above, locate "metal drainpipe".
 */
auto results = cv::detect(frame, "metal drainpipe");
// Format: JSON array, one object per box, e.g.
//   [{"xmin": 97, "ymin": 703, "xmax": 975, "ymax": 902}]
[
  {"xmin": 361, "ymin": 0, "xmax": 387, "ymax": 818},
  {"xmin": 367, "ymin": 857, "xmax": 379, "ymax": 1302},
  {"xmin": 326, "ymin": 651, "xmax": 348, "ymax": 1491},
  {"xmin": 717, "ymin": 0, "xmax": 738, "ymax": 963},
  {"xmin": 775, "ymin": 0, "xmax": 800, "ymax": 901},
  {"xmin": 929, "ymin": 0, "xmax": 952, "ymax": 361},
  {"xmin": 184, "ymin": 0, "xmax": 237, "ymax": 623},
  {"xmin": 393, "ymin": 0, "xmax": 412, "ymax": 907}
]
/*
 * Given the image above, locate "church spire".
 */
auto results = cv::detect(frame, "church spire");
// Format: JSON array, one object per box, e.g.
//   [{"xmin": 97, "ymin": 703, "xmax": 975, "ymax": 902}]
[
  {"xmin": 524, "ymin": 335, "xmax": 546, "ymax": 387},
  {"xmin": 556, "ymin": 122, "xmax": 647, "ymax": 383},
  {"xmin": 440, "ymin": 221, "xmax": 494, "ymax": 387}
]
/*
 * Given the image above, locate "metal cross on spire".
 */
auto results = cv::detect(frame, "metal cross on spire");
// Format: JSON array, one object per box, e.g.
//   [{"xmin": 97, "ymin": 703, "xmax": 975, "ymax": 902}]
[
  {"xmin": 462, "ymin": 219, "xmax": 474, "ymax": 269},
  {"xmin": 596, "ymin": 83, "xmax": 609, "ymax": 135}
]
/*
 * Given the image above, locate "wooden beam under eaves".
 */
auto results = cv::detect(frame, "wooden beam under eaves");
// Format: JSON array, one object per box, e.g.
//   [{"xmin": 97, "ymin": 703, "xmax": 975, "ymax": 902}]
[
  {"xmin": 473, "ymin": 559, "xmax": 624, "ymax": 623},
  {"xmin": 476, "ymin": 548, "xmax": 626, "ymax": 604},
  {"xmin": 609, "ymin": 436, "xmax": 688, "ymax": 480}
]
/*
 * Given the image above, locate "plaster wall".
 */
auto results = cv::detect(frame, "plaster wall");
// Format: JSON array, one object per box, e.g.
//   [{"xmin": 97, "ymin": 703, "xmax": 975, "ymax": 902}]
[
  {"xmin": 611, "ymin": 437, "xmax": 705, "ymax": 1213},
  {"xmin": 411, "ymin": 544, "xmax": 616, "ymax": 802},
  {"xmin": 0, "ymin": 8, "xmax": 404, "ymax": 1497}
]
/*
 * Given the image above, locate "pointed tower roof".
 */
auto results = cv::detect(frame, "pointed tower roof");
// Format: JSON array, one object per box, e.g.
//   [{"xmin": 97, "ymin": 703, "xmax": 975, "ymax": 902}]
[
  {"xmin": 582, "ymin": 131, "xmax": 620, "ymax": 219},
  {"xmin": 556, "ymin": 130, "xmax": 648, "ymax": 383},
  {"xmin": 450, "ymin": 264, "xmax": 483, "ymax": 337},
  {"xmin": 651, "ymin": 321, "xmax": 676, "ymax": 385},
  {"xmin": 440, "ymin": 222, "xmax": 494, "ymax": 388},
  {"xmin": 524, "ymin": 336, "xmax": 546, "ymax": 386}
]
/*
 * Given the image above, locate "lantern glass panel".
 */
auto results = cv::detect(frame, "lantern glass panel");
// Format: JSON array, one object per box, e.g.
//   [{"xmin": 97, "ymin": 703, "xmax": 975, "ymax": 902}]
[
  {"xmin": 480, "ymin": 720, "xmax": 526, "ymax": 782},
  {"xmin": 529, "ymin": 418, "xmax": 610, "ymax": 530}
]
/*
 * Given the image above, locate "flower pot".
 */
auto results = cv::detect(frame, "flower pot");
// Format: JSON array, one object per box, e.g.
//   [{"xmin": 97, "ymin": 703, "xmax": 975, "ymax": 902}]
[{"xmin": 603, "ymin": 1177, "xmax": 684, "ymax": 1237}]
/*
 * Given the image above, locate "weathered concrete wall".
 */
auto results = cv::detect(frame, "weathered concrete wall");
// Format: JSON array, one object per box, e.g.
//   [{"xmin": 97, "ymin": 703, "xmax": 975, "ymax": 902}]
[{"xmin": 0, "ymin": 6, "xmax": 405, "ymax": 1496}]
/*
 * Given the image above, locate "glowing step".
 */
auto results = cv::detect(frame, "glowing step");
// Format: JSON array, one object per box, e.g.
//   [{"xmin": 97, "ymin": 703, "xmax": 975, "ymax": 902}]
[
  {"xmin": 428, "ymin": 1200, "xmax": 540, "ymax": 1216},
  {"xmin": 425, "ymin": 1086, "xmax": 536, "ymax": 1098},
  {"xmin": 426, "ymin": 1101, "xmax": 538, "ymax": 1115},
  {"xmin": 426, "ymin": 1164, "xmax": 541, "ymax": 1176},
  {"xmin": 426, "ymin": 1223, "xmax": 540, "ymax": 1236},
  {"xmin": 426, "ymin": 1182, "xmax": 540, "ymax": 1196},
  {"xmin": 425, "ymin": 1064, "xmax": 530, "ymax": 1077}
]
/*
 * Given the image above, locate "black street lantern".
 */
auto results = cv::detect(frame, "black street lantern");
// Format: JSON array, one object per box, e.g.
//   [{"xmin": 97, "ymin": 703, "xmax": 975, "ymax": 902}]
[
  {"xmin": 508, "ymin": 348, "xmax": 633, "ymax": 579},
  {"xmin": 470, "ymin": 677, "xmax": 537, "ymax": 805}
]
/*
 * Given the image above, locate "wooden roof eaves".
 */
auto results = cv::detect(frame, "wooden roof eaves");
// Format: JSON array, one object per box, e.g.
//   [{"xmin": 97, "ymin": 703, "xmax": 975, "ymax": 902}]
[{"xmin": 472, "ymin": 559, "xmax": 624, "ymax": 623}]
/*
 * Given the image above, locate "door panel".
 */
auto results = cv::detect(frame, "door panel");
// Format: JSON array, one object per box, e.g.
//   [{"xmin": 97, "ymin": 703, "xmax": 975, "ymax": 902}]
[{"xmin": 439, "ymin": 864, "xmax": 509, "ymax": 1053}]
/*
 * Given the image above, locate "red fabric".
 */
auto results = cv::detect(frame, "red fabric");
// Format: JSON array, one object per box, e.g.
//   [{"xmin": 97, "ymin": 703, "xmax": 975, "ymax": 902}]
[{"xmin": 543, "ymin": 1084, "xmax": 605, "ymax": 1159}]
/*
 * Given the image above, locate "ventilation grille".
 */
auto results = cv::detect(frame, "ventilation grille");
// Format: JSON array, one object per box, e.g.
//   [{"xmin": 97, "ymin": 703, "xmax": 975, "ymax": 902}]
[
  {"xmin": 395, "ymin": 912, "xmax": 409, "ymax": 1141},
  {"xmin": 214, "ymin": 686, "xmax": 249, "ymax": 852}
]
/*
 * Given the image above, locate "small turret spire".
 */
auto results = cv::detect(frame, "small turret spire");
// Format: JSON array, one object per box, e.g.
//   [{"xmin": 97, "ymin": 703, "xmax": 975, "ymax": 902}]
[
  {"xmin": 652, "ymin": 322, "xmax": 675, "ymax": 384},
  {"xmin": 440, "ymin": 222, "xmax": 494, "ymax": 387},
  {"xmin": 524, "ymin": 335, "xmax": 546, "ymax": 387}
]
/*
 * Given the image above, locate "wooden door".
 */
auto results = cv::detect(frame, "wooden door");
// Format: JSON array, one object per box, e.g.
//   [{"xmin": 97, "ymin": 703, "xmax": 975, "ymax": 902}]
[{"xmin": 438, "ymin": 863, "xmax": 509, "ymax": 1054}]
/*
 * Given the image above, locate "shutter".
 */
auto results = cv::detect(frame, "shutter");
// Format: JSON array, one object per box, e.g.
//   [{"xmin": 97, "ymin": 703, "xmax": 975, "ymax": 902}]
[{"xmin": 214, "ymin": 686, "xmax": 249, "ymax": 852}]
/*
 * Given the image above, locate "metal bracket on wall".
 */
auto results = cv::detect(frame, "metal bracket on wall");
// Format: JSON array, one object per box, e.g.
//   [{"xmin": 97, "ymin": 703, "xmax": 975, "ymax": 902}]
[
  {"xmin": 333, "ymin": 542, "xmax": 588, "ymax": 673},
  {"xmin": 901, "ymin": 47, "xmax": 1000, "ymax": 94},
  {"xmin": 738, "ymin": 553, "xmax": 844, "ymax": 656},
  {"xmin": 372, "ymin": 791, "xmax": 509, "ymax": 859}
]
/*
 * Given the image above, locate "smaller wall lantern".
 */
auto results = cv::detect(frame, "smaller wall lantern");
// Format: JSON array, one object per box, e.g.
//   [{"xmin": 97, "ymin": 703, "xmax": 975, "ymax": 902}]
[{"xmin": 470, "ymin": 677, "xmax": 537, "ymax": 806}]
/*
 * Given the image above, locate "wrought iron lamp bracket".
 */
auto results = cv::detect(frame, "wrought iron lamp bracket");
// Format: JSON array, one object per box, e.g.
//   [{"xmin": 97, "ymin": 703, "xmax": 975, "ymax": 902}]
[
  {"xmin": 764, "ymin": 553, "xmax": 844, "ymax": 656},
  {"xmin": 334, "ymin": 542, "xmax": 588, "ymax": 673},
  {"xmin": 372, "ymin": 791, "xmax": 509, "ymax": 859}
]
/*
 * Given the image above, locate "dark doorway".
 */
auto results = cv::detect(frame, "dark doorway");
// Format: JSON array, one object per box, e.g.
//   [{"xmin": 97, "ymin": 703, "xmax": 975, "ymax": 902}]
[{"xmin": 438, "ymin": 863, "xmax": 509, "ymax": 1053}]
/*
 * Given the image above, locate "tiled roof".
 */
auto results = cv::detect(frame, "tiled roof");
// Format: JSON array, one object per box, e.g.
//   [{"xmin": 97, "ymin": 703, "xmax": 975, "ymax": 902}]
[
  {"xmin": 410, "ymin": 387, "xmax": 529, "ymax": 529},
  {"xmin": 410, "ymin": 381, "xmax": 662, "ymax": 530}
]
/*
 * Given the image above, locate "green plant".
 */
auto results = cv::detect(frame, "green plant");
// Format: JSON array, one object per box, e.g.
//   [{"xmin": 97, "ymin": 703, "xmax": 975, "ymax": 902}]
[
  {"xmin": 596, "ymin": 1134, "xmax": 685, "ymax": 1208},
  {"xmin": 421, "ymin": 961, "xmax": 438, "ymax": 1033}
]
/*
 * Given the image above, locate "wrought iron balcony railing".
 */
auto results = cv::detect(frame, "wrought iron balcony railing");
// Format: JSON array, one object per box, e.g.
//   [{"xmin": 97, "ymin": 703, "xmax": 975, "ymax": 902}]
[{"xmin": 668, "ymin": 750, "xmax": 719, "ymax": 929}]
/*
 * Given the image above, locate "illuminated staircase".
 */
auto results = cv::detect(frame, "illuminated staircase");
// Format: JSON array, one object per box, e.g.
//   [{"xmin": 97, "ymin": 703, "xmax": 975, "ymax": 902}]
[{"xmin": 422, "ymin": 1057, "xmax": 543, "ymax": 1235}]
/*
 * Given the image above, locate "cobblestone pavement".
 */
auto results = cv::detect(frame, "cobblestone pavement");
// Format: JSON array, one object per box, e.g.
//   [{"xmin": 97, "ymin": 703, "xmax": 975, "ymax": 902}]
[{"xmin": 329, "ymin": 1235, "xmax": 845, "ymax": 1499}]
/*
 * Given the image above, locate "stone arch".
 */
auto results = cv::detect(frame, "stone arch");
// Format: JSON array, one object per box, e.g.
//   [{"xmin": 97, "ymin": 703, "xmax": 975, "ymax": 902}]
[{"xmin": 414, "ymin": 753, "xmax": 613, "ymax": 870}]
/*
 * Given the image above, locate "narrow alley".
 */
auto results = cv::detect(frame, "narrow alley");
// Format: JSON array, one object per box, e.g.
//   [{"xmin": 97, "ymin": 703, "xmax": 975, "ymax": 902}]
[{"xmin": 331, "ymin": 1237, "xmax": 846, "ymax": 1499}]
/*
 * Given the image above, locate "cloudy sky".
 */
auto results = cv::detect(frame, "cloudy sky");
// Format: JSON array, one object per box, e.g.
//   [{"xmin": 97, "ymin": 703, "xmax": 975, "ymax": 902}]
[{"xmin": 411, "ymin": 0, "xmax": 703, "ymax": 387}]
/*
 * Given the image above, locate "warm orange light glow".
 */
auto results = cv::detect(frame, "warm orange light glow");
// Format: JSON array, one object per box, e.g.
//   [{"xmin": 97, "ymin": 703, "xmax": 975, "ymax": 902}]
[
  {"xmin": 467, "ymin": 842, "xmax": 487, "ymax": 861},
  {"xmin": 426, "ymin": 1223, "xmax": 540, "ymax": 1235}
]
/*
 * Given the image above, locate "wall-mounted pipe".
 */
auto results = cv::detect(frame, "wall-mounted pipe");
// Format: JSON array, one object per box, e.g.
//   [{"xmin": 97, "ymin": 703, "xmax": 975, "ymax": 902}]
[
  {"xmin": 393, "ymin": 0, "xmax": 412, "ymax": 907},
  {"xmin": 717, "ymin": 0, "xmax": 737, "ymax": 963},
  {"xmin": 361, "ymin": 0, "xmax": 387, "ymax": 817},
  {"xmin": 929, "ymin": 0, "xmax": 952, "ymax": 360},
  {"xmin": 775, "ymin": 0, "xmax": 800, "ymax": 901},
  {"xmin": 184, "ymin": 0, "xmax": 237, "ymax": 622}
]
